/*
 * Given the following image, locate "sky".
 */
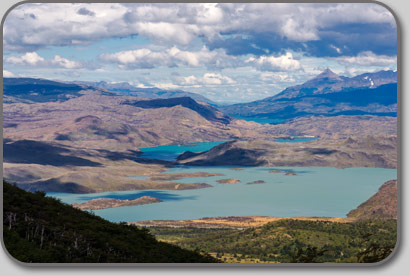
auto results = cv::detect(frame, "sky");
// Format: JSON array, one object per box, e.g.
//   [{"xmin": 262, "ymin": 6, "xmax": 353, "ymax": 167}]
[{"xmin": 2, "ymin": 3, "xmax": 397, "ymax": 104}]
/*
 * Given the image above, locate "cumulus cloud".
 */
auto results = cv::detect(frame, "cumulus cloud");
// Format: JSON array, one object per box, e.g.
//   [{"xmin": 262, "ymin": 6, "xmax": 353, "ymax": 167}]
[
  {"xmin": 245, "ymin": 53, "xmax": 302, "ymax": 72},
  {"xmin": 6, "ymin": 52, "xmax": 45, "ymax": 65},
  {"xmin": 3, "ymin": 70, "xmax": 16, "ymax": 77},
  {"xmin": 331, "ymin": 51, "xmax": 396, "ymax": 67},
  {"xmin": 100, "ymin": 46, "xmax": 302, "ymax": 72},
  {"xmin": 100, "ymin": 48, "xmax": 173, "ymax": 69},
  {"xmin": 5, "ymin": 52, "xmax": 82, "ymax": 69},
  {"xmin": 175, "ymin": 73, "xmax": 236, "ymax": 86},
  {"xmin": 3, "ymin": 3, "xmax": 396, "ymax": 52},
  {"xmin": 100, "ymin": 46, "xmax": 237, "ymax": 69}
]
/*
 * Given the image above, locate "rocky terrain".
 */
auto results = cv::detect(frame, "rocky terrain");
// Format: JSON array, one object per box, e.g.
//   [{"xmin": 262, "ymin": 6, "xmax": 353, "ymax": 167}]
[
  {"xmin": 177, "ymin": 135, "xmax": 397, "ymax": 169},
  {"xmin": 2, "ymin": 79, "xmax": 271, "ymax": 193},
  {"xmin": 263, "ymin": 115, "xmax": 397, "ymax": 139},
  {"xmin": 3, "ymin": 75, "xmax": 397, "ymax": 194},
  {"xmin": 72, "ymin": 196, "xmax": 162, "ymax": 210},
  {"xmin": 347, "ymin": 180, "xmax": 398, "ymax": 220},
  {"xmin": 3, "ymin": 92, "xmax": 267, "ymax": 151}
]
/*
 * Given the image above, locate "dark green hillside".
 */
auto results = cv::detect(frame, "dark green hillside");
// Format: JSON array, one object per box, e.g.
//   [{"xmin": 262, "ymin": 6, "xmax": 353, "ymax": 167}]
[
  {"xmin": 2, "ymin": 181, "xmax": 218, "ymax": 263},
  {"xmin": 150, "ymin": 219, "xmax": 397, "ymax": 263}
]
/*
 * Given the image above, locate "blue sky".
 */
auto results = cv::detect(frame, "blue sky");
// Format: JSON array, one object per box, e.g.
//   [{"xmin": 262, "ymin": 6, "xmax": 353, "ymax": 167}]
[{"xmin": 3, "ymin": 3, "xmax": 397, "ymax": 103}]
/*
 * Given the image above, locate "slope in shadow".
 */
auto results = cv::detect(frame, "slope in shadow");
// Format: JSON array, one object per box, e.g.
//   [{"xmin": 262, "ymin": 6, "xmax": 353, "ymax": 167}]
[
  {"xmin": 122, "ymin": 97, "xmax": 231, "ymax": 124},
  {"xmin": 3, "ymin": 140, "xmax": 101, "ymax": 167}
]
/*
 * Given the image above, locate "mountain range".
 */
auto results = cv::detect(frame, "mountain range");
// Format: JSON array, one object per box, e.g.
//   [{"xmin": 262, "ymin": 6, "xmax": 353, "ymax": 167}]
[
  {"xmin": 221, "ymin": 69, "xmax": 397, "ymax": 119},
  {"xmin": 72, "ymin": 80, "xmax": 217, "ymax": 105},
  {"xmin": 2, "ymin": 70, "xmax": 397, "ymax": 193}
]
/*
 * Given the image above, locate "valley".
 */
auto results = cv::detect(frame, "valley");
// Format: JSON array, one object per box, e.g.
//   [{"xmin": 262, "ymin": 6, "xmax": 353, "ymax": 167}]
[
  {"xmin": 2, "ymin": 2, "xmax": 398, "ymax": 264},
  {"xmin": 2, "ymin": 69, "xmax": 398, "ymax": 223}
]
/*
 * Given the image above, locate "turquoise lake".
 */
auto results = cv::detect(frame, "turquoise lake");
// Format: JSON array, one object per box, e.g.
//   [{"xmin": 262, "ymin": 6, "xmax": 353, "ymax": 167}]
[
  {"xmin": 139, "ymin": 139, "xmax": 318, "ymax": 161},
  {"xmin": 139, "ymin": 141, "xmax": 227, "ymax": 161},
  {"xmin": 49, "ymin": 166, "xmax": 396, "ymax": 223}
]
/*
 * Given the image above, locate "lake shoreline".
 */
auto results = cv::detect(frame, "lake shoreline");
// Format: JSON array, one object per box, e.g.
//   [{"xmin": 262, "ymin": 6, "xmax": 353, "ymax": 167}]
[{"xmin": 129, "ymin": 216, "xmax": 356, "ymax": 229}]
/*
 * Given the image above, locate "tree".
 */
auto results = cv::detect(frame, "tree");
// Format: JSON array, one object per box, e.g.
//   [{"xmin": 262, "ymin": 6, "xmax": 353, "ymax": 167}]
[
  {"xmin": 290, "ymin": 246, "xmax": 327, "ymax": 263},
  {"xmin": 356, "ymin": 233, "xmax": 394, "ymax": 263}
]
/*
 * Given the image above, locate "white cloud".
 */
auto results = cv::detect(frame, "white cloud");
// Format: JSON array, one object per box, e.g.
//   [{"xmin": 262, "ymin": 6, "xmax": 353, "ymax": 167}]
[
  {"xmin": 6, "ymin": 52, "xmax": 44, "ymax": 65},
  {"xmin": 152, "ymin": 82, "xmax": 180, "ymax": 90},
  {"xmin": 259, "ymin": 72, "xmax": 296, "ymax": 83},
  {"xmin": 5, "ymin": 52, "xmax": 82, "ymax": 69},
  {"xmin": 330, "ymin": 44, "xmax": 342, "ymax": 54},
  {"xmin": 245, "ymin": 52, "xmax": 302, "ymax": 72},
  {"xmin": 101, "ymin": 47, "xmax": 302, "ymax": 72},
  {"xmin": 281, "ymin": 18, "xmax": 319, "ymax": 42},
  {"xmin": 100, "ymin": 46, "xmax": 236, "ymax": 69},
  {"xmin": 175, "ymin": 73, "xmax": 236, "ymax": 86},
  {"xmin": 3, "ymin": 70, "xmax": 16, "ymax": 77},
  {"xmin": 331, "ymin": 51, "xmax": 397, "ymax": 67},
  {"xmin": 3, "ymin": 3, "xmax": 395, "ymax": 51},
  {"xmin": 100, "ymin": 48, "xmax": 173, "ymax": 69},
  {"xmin": 51, "ymin": 55, "xmax": 82, "ymax": 69}
]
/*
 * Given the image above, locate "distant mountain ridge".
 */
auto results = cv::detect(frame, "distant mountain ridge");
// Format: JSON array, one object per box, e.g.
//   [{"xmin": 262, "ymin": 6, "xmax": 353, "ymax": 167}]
[
  {"xmin": 222, "ymin": 69, "xmax": 397, "ymax": 119},
  {"xmin": 269, "ymin": 69, "xmax": 397, "ymax": 100},
  {"xmin": 3, "ymin": 77, "xmax": 94, "ymax": 103},
  {"xmin": 3, "ymin": 77, "xmax": 216, "ymax": 105},
  {"xmin": 73, "ymin": 80, "xmax": 217, "ymax": 105}
]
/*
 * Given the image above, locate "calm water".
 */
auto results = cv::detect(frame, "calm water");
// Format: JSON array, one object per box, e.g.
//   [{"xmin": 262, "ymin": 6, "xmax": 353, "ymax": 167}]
[
  {"xmin": 139, "ymin": 138, "xmax": 317, "ymax": 161},
  {"xmin": 49, "ymin": 166, "xmax": 396, "ymax": 223},
  {"xmin": 139, "ymin": 141, "xmax": 227, "ymax": 161},
  {"xmin": 234, "ymin": 115, "xmax": 285, "ymax": 125}
]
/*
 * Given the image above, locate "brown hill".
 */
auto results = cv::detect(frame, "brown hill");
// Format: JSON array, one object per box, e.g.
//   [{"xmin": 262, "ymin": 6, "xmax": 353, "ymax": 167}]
[
  {"xmin": 177, "ymin": 136, "xmax": 397, "ymax": 169},
  {"xmin": 347, "ymin": 180, "xmax": 397, "ymax": 220}
]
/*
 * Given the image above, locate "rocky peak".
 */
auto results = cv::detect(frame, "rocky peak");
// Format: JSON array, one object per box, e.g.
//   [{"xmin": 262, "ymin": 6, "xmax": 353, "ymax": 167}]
[{"xmin": 313, "ymin": 68, "xmax": 342, "ymax": 82}]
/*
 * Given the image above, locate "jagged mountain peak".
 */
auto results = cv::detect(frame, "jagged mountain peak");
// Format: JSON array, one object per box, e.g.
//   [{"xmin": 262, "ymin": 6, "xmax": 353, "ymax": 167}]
[{"xmin": 310, "ymin": 68, "xmax": 342, "ymax": 82}]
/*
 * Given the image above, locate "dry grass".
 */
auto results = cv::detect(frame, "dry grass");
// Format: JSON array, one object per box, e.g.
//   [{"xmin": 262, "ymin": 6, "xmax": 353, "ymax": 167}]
[{"xmin": 130, "ymin": 216, "xmax": 356, "ymax": 229}]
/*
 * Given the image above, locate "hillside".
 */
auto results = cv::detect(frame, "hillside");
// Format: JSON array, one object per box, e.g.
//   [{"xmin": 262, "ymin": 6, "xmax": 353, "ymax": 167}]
[
  {"xmin": 122, "ymin": 97, "xmax": 231, "ymax": 124},
  {"xmin": 347, "ymin": 180, "xmax": 398, "ymax": 220},
  {"xmin": 2, "ymin": 181, "xmax": 218, "ymax": 263},
  {"xmin": 2, "ymin": 80, "xmax": 271, "ymax": 193},
  {"xmin": 148, "ymin": 219, "xmax": 396, "ymax": 263},
  {"xmin": 3, "ymin": 77, "xmax": 104, "ymax": 103},
  {"xmin": 3, "ymin": 92, "xmax": 263, "ymax": 151},
  {"xmin": 222, "ymin": 70, "xmax": 397, "ymax": 119},
  {"xmin": 3, "ymin": 76, "xmax": 397, "ymax": 193},
  {"xmin": 177, "ymin": 135, "xmax": 397, "ymax": 169}
]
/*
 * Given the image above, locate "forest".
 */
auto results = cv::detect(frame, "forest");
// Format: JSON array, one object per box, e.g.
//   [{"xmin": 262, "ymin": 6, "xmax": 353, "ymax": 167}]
[{"xmin": 2, "ymin": 181, "xmax": 218, "ymax": 263}]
